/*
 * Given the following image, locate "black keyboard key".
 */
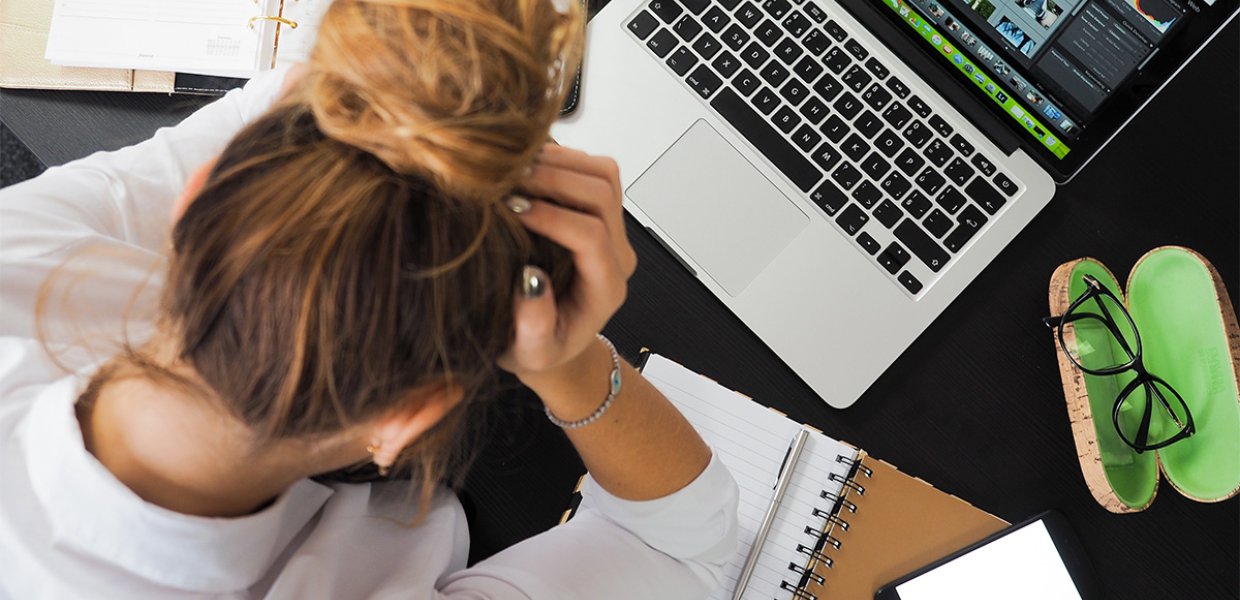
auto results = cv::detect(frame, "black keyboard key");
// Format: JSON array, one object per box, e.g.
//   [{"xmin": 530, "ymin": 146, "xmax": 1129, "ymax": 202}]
[
  {"xmin": 805, "ymin": 3, "xmax": 828, "ymax": 23},
  {"xmin": 780, "ymin": 78, "xmax": 809, "ymax": 106},
  {"xmin": 734, "ymin": 69, "xmax": 760, "ymax": 95},
  {"xmin": 692, "ymin": 32, "xmax": 723, "ymax": 59},
  {"xmin": 841, "ymin": 133, "xmax": 870, "ymax": 162},
  {"xmin": 711, "ymin": 88, "xmax": 823, "ymax": 192},
  {"xmin": 674, "ymin": 15, "xmax": 704, "ymax": 41},
  {"xmin": 800, "ymin": 97, "xmax": 829, "ymax": 124},
  {"xmin": 842, "ymin": 65, "xmax": 872, "ymax": 93},
  {"xmin": 895, "ymin": 218, "xmax": 949, "ymax": 271},
  {"xmin": 861, "ymin": 152, "xmax": 890, "ymax": 179},
  {"xmin": 944, "ymin": 157, "xmax": 974, "ymax": 186},
  {"xmin": 720, "ymin": 0, "xmax": 741, "ymax": 8},
  {"xmin": 792, "ymin": 124, "xmax": 823, "ymax": 152},
  {"xmin": 874, "ymin": 199, "xmax": 902, "ymax": 228},
  {"xmin": 712, "ymin": 51, "xmax": 742, "ymax": 78},
  {"xmin": 824, "ymin": 47, "xmax": 851, "ymax": 74},
  {"xmin": 685, "ymin": 65, "xmax": 722, "ymax": 98},
  {"xmin": 762, "ymin": 0, "xmax": 792, "ymax": 19},
  {"xmin": 970, "ymin": 154, "xmax": 995, "ymax": 176},
  {"xmin": 647, "ymin": 29, "xmax": 678, "ymax": 58},
  {"xmin": 908, "ymin": 95, "xmax": 931, "ymax": 117},
  {"xmin": 628, "ymin": 11, "xmax": 660, "ymax": 39},
  {"xmin": 894, "ymin": 148, "xmax": 925, "ymax": 176},
  {"xmin": 966, "ymin": 178, "xmax": 1006, "ymax": 215},
  {"xmin": 782, "ymin": 12, "xmax": 812, "ymax": 38},
  {"xmin": 902, "ymin": 190, "xmax": 932, "ymax": 218},
  {"xmin": 740, "ymin": 42, "xmax": 769, "ymax": 68},
  {"xmin": 925, "ymin": 138, "xmax": 953, "ymax": 166},
  {"xmin": 821, "ymin": 115, "xmax": 848, "ymax": 142},
  {"xmin": 824, "ymin": 19, "xmax": 847, "ymax": 42},
  {"xmin": 772, "ymin": 106, "xmax": 801, "ymax": 133},
  {"xmin": 793, "ymin": 55, "xmax": 823, "ymax": 83},
  {"xmin": 882, "ymin": 103, "xmax": 912, "ymax": 129},
  {"xmin": 650, "ymin": 0, "xmax": 684, "ymax": 23},
  {"xmin": 915, "ymin": 167, "xmax": 945, "ymax": 194},
  {"xmin": 852, "ymin": 180, "xmax": 882, "ymax": 208},
  {"xmin": 751, "ymin": 86, "xmax": 780, "ymax": 114},
  {"xmin": 944, "ymin": 205, "xmax": 987, "ymax": 252},
  {"xmin": 836, "ymin": 204, "xmax": 869, "ymax": 235},
  {"xmin": 844, "ymin": 39, "xmax": 868, "ymax": 60},
  {"xmin": 902, "ymin": 120, "xmax": 932, "ymax": 147},
  {"xmin": 773, "ymin": 38, "xmax": 804, "ymax": 64},
  {"xmin": 803, "ymin": 29, "xmax": 831, "ymax": 55},
  {"xmin": 877, "ymin": 242, "xmax": 910, "ymax": 274},
  {"xmin": 898, "ymin": 271, "xmax": 923, "ymax": 294},
  {"xmin": 755, "ymin": 20, "xmax": 783, "ymax": 46},
  {"xmin": 810, "ymin": 141, "xmax": 842, "ymax": 171},
  {"xmin": 666, "ymin": 47, "xmax": 699, "ymax": 75},
  {"xmin": 703, "ymin": 6, "xmax": 731, "ymax": 32},
  {"xmin": 832, "ymin": 162, "xmax": 863, "ymax": 189},
  {"xmin": 833, "ymin": 92, "xmax": 862, "ymax": 119},
  {"xmin": 855, "ymin": 111, "xmax": 883, "ymax": 139},
  {"xmin": 722, "ymin": 24, "xmax": 751, "ymax": 50},
  {"xmin": 924, "ymin": 208, "xmax": 952, "ymax": 237},
  {"xmin": 928, "ymin": 114, "xmax": 953, "ymax": 137},
  {"xmin": 861, "ymin": 83, "xmax": 892, "ymax": 111},
  {"xmin": 994, "ymin": 172, "xmax": 1018, "ymax": 196},
  {"xmin": 886, "ymin": 77, "xmax": 910, "ymax": 98},
  {"xmin": 812, "ymin": 72, "xmax": 843, "ymax": 101},
  {"xmin": 949, "ymin": 133, "xmax": 975, "ymax": 156},
  {"xmin": 857, "ymin": 231, "xmax": 881, "ymax": 255},
  {"xmin": 864, "ymin": 58, "xmax": 889, "ymax": 79},
  {"xmin": 881, "ymin": 171, "xmax": 911, "ymax": 199},
  {"xmin": 736, "ymin": 2, "xmax": 763, "ymax": 27},
  {"xmin": 935, "ymin": 186, "xmax": 967, "ymax": 214},
  {"xmin": 810, "ymin": 180, "xmax": 849, "ymax": 215},
  {"xmin": 682, "ymin": 0, "xmax": 711, "ymax": 14},
  {"xmin": 760, "ymin": 61, "xmax": 790, "ymax": 86}
]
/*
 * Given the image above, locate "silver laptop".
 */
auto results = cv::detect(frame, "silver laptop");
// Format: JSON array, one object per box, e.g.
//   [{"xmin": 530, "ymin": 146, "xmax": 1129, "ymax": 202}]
[{"xmin": 552, "ymin": 0, "xmax": 1237, "ymax": 408}]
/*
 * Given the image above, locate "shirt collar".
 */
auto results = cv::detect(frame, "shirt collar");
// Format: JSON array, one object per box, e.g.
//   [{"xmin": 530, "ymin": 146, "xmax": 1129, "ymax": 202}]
[{"xmin": 23, "ymin": 375, "xmax": 334, "ymax": 593}]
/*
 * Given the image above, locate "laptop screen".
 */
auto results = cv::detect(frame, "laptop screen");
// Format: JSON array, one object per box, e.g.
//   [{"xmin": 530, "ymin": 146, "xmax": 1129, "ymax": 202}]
[{"xmin": 868, "ymin": 0, "xmax": 1236, "ymax": 178}]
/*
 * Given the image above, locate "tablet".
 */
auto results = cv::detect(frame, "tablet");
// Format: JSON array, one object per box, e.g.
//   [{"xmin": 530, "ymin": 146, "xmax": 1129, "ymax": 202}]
[{"xmin": 874, "ymin": 511, "xmax": 1099, "ymax": 600}]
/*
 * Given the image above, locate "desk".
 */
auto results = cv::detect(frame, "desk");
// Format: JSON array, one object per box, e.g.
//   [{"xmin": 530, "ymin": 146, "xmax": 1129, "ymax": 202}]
[{"xmin": 2, "ymin": 11, "xmax": 1236, "ymax": 599}]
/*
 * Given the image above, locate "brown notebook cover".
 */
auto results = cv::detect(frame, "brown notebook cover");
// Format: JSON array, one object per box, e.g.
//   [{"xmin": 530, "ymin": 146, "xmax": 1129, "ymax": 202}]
[{"xmin": 797, "ymin": 452, "xmax": 1008, "ymax": 599}]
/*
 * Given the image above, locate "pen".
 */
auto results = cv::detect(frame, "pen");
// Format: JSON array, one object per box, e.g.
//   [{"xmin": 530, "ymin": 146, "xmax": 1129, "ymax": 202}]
[{"xmin": 732, "ymin": 428, "xmax": 810, "ymax": 600}]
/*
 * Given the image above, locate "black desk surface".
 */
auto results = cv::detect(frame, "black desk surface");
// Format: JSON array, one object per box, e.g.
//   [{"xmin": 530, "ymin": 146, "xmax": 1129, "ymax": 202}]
[{"xmin": 2, "ymin": 10, "xmax": 1236, "ymax": 600}]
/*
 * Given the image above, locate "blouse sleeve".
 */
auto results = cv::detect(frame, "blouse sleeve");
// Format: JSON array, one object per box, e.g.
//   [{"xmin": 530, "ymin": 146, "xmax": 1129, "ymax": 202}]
[
  {"xmin": 0, "ymin": 68, "xmax": 291, "ymax": 342},
  {"xmin": 435, "ymin": 452, "xmax": 739, "ymax": 599}
]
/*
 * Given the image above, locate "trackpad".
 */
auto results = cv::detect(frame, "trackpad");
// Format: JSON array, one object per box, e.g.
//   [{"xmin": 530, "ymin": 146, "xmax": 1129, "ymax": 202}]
[{"xmin": 627, "ymin": 120, "xmax": 808, "ymax": 297}]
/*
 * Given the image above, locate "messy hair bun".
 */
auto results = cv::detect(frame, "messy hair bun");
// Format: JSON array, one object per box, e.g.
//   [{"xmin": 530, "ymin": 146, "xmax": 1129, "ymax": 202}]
[{"xmin": 304, "ymin": 0, "xmax": 584, "ymax": 201}]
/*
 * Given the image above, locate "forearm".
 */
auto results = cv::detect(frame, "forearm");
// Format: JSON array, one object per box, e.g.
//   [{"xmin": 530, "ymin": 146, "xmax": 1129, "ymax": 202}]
[{"xmin": 519, "ymin": 339, "xmax": 711, "ymax": 501}]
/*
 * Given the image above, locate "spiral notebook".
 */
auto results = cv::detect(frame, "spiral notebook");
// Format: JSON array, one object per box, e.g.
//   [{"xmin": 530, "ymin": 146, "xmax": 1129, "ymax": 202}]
[
  {"xmin": 590, "ymin": 354, "xmax": 1008, "ymax": 599},
  {"xmin": 43, "ymin": 0, "xmax": 331, "ymax": 78}
]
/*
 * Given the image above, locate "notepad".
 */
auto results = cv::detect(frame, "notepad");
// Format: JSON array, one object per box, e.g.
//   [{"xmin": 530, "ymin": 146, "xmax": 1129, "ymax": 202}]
[
  {"xmin": 44, "ymin": 0, "xmax": 330, "ymax": 78},
  {"xmin": 621, "ymin": 354, "xmax": 1009, "ymax": 599}
]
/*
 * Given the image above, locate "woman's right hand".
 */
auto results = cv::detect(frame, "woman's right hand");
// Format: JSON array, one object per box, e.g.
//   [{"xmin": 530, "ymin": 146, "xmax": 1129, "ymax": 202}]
[{"xmin": 497, "ymin": 144, "xmax": 637, "ymax": 384}]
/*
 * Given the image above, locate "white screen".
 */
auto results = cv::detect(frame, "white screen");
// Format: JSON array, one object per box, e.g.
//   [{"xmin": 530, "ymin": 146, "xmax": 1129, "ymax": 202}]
[{"xmin": 895, "ymin": 521, "xmax": 1084, "ymax": 600}]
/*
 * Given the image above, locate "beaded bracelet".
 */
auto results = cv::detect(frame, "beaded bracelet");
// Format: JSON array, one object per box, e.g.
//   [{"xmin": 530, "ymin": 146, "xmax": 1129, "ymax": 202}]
[{"xmin": 544, "ymin": 334, "xmax": 622, "ymax": 429}]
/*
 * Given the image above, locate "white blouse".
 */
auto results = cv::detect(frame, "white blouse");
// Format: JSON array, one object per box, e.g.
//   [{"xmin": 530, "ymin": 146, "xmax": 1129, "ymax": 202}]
[{"xmin": 0, "ymin": 68, "xmax": 739, "ymax": 599}]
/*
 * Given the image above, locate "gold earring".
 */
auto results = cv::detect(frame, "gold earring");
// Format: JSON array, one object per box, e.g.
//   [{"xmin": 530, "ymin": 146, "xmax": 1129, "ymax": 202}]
[{"xmin": 366, "ymin": 440, "xmax": 391, "ymax": 477}]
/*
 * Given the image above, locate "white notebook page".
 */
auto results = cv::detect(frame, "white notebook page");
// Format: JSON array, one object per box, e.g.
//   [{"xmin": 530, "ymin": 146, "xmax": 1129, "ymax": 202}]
[
  {"xmin": 638, "ymin": 355, "xmax": 859, "ymax": 600},
  {"xmin": 45, "ymin": 0, "xmax": 278, "ymax": 77}
]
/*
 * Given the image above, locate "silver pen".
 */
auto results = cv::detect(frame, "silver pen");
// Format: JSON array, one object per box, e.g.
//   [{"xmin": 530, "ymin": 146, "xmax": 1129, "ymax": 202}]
[{"xmin": 732, "ymin": 428, "xmax": 810, "ymax": 600}]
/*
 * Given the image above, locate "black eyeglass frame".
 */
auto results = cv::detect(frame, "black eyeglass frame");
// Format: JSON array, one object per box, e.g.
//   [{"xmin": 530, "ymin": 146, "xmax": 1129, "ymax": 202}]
[{"xmin": 1043, "ymin": 274, "xmax": 1196, "ymax": 453}]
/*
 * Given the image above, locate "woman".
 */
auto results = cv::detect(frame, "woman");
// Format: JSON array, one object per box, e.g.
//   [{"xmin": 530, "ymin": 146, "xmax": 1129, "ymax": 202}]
[{"xmin": 0, "ymin": 0, "xmax": 738, "ymax": 597}]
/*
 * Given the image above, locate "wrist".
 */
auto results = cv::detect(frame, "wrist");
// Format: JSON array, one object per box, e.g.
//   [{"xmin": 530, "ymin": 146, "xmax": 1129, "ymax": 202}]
[{"xmin": 519, "ymin": 338, "xmax": 618, "ymax": 423}]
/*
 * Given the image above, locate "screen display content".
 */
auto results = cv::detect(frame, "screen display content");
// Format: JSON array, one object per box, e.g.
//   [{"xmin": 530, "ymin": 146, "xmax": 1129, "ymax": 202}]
[
  {"xmin": 874, "ymin": 0, "xmax": 1216, "ymax": 161},
  {"xmin": 894, "ymin": 520, "xmax": 1085, "ymax": 600}
]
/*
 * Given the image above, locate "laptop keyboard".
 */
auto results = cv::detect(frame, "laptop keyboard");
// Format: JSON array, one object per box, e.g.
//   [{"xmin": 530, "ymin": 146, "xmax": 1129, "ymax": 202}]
[{"xmin": 625, "ymin": 0, "xmax": 1023, "ymax": 297}]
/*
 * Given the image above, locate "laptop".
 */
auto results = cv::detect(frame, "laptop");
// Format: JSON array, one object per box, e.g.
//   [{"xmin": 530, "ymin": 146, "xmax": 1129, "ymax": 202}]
[{"xmin": 552, "ymin": 0, "xmax": 1237, "ymax": 408}]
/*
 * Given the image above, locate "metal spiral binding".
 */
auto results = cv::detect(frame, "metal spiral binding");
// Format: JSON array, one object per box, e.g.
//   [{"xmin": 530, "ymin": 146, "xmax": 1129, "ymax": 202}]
[{"xmin": 782, "ymin": 453, "xmax": 872, "ymax": 600}]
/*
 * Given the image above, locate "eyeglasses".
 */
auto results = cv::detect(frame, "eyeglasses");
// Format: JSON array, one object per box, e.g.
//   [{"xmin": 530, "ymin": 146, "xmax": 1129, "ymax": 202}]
[{"xmin": 1043, "ymin": 274, "xmax": 1195, "ymax": 453}]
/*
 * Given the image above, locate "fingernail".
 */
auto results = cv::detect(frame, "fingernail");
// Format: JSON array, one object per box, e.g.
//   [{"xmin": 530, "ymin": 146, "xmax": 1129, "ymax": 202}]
[
  {"xmin": 521, "ymin": 265, "xmax": 547, "ymax": 299},
  {"xmin": 506, "ymin": 195, "xmax": 532, "ymax": 214}
]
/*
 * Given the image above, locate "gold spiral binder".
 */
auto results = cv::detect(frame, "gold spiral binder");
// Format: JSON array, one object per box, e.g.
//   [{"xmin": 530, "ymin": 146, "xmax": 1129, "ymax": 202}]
[{"xmin": 248, "ymin": 1, "xmax": 301, "ymax": 69}]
